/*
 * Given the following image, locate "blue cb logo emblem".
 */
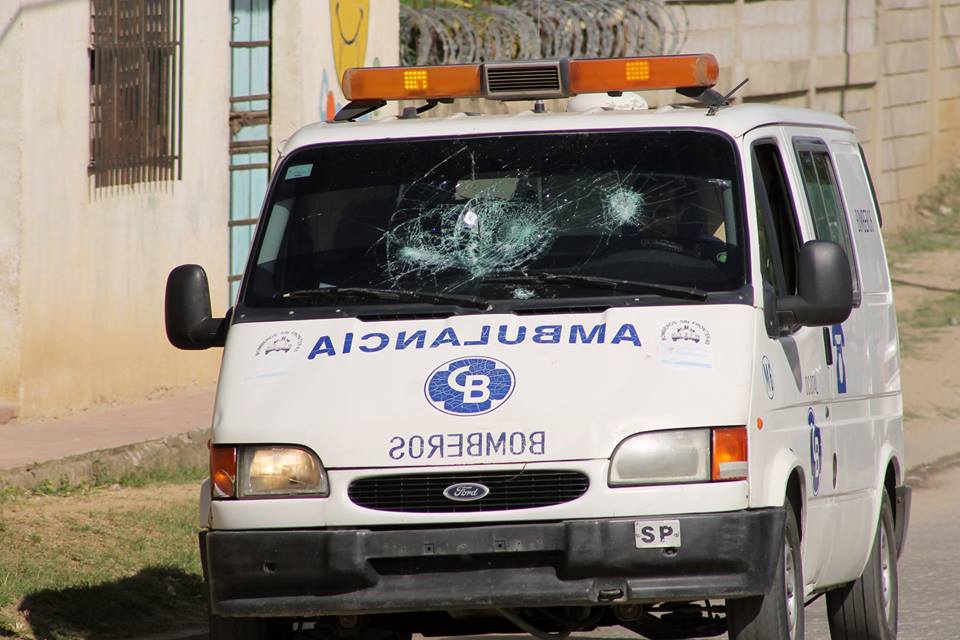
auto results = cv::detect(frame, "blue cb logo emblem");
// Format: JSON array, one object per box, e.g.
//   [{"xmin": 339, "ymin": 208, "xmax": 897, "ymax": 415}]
[
  {"xmin": 808, "ymin": 408, "xmax": 823, "ymax": 496},
  {"xmin": 832, "ymin": 324, "xmax": 847, "ymax": 394},
  {"xmin": 425, "ymin": 357, "xmax": 515, "ymax": 416}
]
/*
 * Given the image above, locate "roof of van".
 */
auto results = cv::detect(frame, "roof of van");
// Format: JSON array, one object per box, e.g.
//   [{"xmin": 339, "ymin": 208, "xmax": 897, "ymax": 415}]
[{"xmin": 281, "ymin": 102, "xmax": 854, "ymax": 156}]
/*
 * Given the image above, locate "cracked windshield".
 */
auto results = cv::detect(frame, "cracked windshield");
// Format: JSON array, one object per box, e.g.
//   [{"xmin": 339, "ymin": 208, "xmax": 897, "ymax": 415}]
[{"xmin": 247, "ymin": 130, "xmax": 745, "ymax": 310}]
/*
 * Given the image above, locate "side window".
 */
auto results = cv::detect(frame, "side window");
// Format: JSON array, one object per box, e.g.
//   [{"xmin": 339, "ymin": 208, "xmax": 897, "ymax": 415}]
[
  {"xmin": 755, "ymin": 200, "xmax": 778, "ymax": 288},
  {"xmin": 858, "ymin": 144, "xmax": 882, "ymax": 228},
  {"xmin": 795, "ymin": 141, "xmax": 861, "ymax": 304},
  {"xmin": 752, "ymin": 142, "xmax": 801, "ymax": 297}
]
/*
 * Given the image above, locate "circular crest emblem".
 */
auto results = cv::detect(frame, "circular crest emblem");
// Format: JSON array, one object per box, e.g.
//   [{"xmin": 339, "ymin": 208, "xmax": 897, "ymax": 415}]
[
  {"xmin": 761, "ymin": 355, "xmax": 775, "ymax": 399},
  {"xmin": 256, "ymin": 331, "xmax": 303, "ymax": 356},
  {"xmin": 425, "ymin": 357, "xmax": 515, "ymax": 416}
]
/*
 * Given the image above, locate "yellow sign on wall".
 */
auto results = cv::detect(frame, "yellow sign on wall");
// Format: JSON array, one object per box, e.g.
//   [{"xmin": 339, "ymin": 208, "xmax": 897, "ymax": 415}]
[{"xmin": 331, "ymin": 0, "xmax": 370, "ymax": 89}]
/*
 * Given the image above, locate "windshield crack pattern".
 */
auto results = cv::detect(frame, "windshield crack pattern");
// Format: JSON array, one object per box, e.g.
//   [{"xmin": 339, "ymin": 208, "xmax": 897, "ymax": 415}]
[{"xmin": 378, "ymin": 149, "xmax": 690, "ymax": 297}]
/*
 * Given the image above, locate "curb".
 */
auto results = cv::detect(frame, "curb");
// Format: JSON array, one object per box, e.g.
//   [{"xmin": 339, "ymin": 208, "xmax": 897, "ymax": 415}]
[
  {"xmin": 0, "ymin": 428, "xmax": 210, "ymax": 490},
  {"xmin": 905, "ymin": 450, "xmax": 960, "ymax": 488}
]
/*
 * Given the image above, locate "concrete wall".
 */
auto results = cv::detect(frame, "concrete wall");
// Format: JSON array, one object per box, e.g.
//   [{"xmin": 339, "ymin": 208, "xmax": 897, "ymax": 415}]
[
  {"xmin": 0, "ymin": 4, "xmax": 24, "ymax": 423},
  {"xmin": 680, "ymin": 0, "xmax": 960, "ymax": 230},
  {"xmin": 272, "ymin": 0, "xmax": 400, "ymax": 146},
  {"xmin": 1, "ymin": 0, "xmax": 231, "ymax": 418}
]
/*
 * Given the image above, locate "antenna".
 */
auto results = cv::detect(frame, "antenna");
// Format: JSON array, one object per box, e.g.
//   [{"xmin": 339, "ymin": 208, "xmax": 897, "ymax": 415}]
[{"xmin": 676, "ymin": 77, "xmax": 749, "ymax": 116}]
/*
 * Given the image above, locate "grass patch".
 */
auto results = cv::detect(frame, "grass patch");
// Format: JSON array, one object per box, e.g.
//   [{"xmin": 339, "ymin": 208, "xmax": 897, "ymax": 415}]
[
  {"xmin": 902, "ymin": 293, "xmax": 960, "ymax": 329},
  {"xmin": 0, "ymin": 481, "xmax": 205, "ymax": 638},
  {"xmin": 113, "ymin": 463, "xmax": 208, "ymax": 489},
  {"xmin": 887, "ymin": 168, "xmax": 960, "ymax": 260},
  {"xmin": 0, "ymin": 464, "xmax": 207, "ymax": 503}
]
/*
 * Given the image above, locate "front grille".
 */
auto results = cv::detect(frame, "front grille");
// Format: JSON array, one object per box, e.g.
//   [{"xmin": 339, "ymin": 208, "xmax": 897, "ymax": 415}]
[
  {"xmin": 484, "ymin": 62, "xmax": 564, "ymax": 99},
  {"xmin": 348, "ymin": 470, "xmax": 589, "ymax": 513}
]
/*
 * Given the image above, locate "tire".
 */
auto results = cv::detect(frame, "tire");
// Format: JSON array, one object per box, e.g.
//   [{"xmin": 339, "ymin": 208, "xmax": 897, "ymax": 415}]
[
  {"xmin": 826, "ymin": 492, "xmax": 898, "ymax": 640},
  {"xmin": 209, "ymin": 614, "xmax": 293, "ymax": 640},
  {"xmin": 726, "ymin": 503, "xmax": 804, "ymax": 640}
]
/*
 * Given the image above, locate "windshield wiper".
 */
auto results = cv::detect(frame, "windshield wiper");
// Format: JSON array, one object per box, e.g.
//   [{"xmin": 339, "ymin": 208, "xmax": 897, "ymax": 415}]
[
  {"xmin": 281, "ymin": 287, "xmax": 491, "ymax": 310},
  {"xmin": 479, "ymin": 274, "xmax": 708, "ymax": 301}
]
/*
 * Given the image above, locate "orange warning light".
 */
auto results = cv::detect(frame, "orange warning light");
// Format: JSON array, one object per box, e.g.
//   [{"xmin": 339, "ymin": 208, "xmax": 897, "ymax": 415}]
[
  {"xmin": 210, "ymin": 446, "xmax": 237, "ymax": 498},
  {"xmin": 343, "ymin": 64, "xmax": 483, "ymax": 101},
  {"xmin": 757, "ymin": 417, "xmax": 764, "ymax": 431},
  {"xmin": 568, "ymin": 54, "xmax": 719, "ymax": 94},
  {"xmin": 712, "ymin": 426, "xmax": 748, "ymax": 482}
]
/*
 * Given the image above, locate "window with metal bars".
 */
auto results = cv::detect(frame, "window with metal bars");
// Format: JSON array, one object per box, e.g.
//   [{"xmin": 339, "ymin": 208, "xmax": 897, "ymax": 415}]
[{"xmin": 89, "ymin": 0, "xmax": 183, "ymax": 187}]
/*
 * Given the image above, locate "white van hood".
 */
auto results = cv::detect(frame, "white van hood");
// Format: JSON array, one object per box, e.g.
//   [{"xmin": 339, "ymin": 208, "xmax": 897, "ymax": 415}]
[{"xmin": 213, "ymin": 306, "xmax": 756, "ymax": 468}]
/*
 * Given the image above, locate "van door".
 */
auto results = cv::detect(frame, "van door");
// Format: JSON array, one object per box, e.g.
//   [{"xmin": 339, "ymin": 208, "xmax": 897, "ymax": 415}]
[
  {"xmin": 824, "ymin": 139, "xmax": 901, "ymax": 583},
  {"xmin": 746, "ymin": 130, "xmax": 836, "ymax": 586},
  {"xmin": 787, "ymin": 133, "xmax": 877, "ymax": 586}
]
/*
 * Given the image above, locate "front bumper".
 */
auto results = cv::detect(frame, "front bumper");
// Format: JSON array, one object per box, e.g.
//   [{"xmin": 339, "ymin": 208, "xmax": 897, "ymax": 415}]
[{"xmin": 203, "ymin": 508, "xmax": 785, "ymax": 618}]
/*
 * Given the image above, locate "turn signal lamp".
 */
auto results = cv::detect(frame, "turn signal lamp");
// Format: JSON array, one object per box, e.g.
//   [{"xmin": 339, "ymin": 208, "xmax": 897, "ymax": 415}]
[
  {"xmin": 712, "ymin": 426, "xmax": 748, "ymax": 481},
  {"xmin": 341, "ymin": 54, "xmax": 718, "ymax": 103},
  {"xmin": 210, "ymin": 446, "xmax": 237, "ymax": 498}
]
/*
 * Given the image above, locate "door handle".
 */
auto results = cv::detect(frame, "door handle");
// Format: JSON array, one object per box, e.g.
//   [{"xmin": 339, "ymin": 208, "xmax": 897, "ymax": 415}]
[{"xmin": 823, "ymin": 326, "xmax": 834, "ymax": 366}]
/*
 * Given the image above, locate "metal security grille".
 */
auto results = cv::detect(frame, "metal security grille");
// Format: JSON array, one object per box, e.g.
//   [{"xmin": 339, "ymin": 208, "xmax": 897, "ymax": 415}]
[
  {"xmin": 349, "ymin": 470, "xmax": 590, "ymax": 513},
  {"xmin": 89, "ymin": 0, "xmax": 182, "ymax": 187}
]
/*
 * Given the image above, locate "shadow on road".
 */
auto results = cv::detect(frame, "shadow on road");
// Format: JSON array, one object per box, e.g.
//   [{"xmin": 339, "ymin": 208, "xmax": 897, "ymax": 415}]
[{"xmin": 6, "ymin": 566, "xmax": 205, "ymax": 639}]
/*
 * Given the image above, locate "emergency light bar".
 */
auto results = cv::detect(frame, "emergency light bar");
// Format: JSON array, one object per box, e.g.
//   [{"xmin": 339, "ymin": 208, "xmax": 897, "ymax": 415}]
[{"xmin": 341, "ymin": 54, "xmax": 719, "ymax": 104}]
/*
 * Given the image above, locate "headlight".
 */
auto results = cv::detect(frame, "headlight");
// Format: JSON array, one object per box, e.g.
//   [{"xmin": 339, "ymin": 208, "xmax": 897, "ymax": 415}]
[
  {"xmin": 211, "ymin": 445, "xmax": 329, "ymax": 498},
  {"xmin": 609, "ymin": 429, "xmax": 711, "ymax": 485},
  {"xmin": 609, "ymin": 427, "xmax": 748, "ymax": 486}
]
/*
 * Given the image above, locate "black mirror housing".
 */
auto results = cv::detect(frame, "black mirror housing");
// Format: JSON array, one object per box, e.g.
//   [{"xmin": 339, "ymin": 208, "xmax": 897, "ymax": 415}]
[
  {"xmin": 778, "ymin": 240, "xmax": 853, "ymax": 328},
  {"xmin": 165, "ymin": 264, "xmax": 228, "ymax": 350}
]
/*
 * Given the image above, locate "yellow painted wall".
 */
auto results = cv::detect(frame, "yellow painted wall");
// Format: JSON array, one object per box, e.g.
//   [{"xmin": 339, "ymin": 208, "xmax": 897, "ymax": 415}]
[{"xmin": 272, "ymin": 0, "xmax": 400, "ymax": 146}]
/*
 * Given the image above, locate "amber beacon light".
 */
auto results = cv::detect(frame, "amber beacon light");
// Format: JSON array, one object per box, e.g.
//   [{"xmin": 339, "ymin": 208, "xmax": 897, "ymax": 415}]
[
  {"xmin": 341, "ymin": 54, "xmax": 719, "ymax": 103},
  {"xmin": 568, "ymin": 54, "xmax": 719, "ymax": 94},
  {"xmin": 342, "ymin": 64, "xmax": 483, "ymax": 101}
]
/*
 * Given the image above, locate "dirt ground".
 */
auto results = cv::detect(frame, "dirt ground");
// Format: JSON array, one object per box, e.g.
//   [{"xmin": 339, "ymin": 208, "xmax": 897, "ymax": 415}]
[{"xmin": 889, "ymin": 248, "xmax": 960, "ymax": 476}]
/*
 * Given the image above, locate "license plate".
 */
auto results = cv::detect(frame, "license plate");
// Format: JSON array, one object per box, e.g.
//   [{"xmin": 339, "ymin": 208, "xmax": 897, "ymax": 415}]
[{"xmin": 634, "ymin": 519, "xmax": 682, "ymax": 549}]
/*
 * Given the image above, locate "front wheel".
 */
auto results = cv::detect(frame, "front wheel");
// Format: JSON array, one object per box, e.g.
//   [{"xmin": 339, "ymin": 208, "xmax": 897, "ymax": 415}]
[
  {"xmin": 726, "ymin": 503, "xmax": 803, "ymax": 640},
  {"xmin": 826, "ymin": 492, "xmax": 898, "ymax": 640}
]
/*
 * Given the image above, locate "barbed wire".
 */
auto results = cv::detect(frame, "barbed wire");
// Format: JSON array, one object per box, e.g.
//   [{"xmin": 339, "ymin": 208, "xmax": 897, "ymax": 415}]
[{"xmin": 400, "ymin": 1, "xmax": 689, "ymax": 66}]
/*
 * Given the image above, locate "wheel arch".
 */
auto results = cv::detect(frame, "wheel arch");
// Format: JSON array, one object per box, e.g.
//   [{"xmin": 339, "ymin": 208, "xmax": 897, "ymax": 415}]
[
  {"xmin": 877, "ymin": 445, "xmax": 909, "ymax": 557},
  {"xmin": 873, "ymin": 444, "xmax": 902, "ymax": 525},
  {"xmin": 757, "ymin": 447, "xmax": 807, "ymax": 540}
]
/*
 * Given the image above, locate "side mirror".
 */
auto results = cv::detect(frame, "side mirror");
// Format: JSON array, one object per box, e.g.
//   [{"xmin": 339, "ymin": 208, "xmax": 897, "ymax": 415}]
[
  {"xmin": 165, "ymin": 265, "xmax": 228, "ymax": 350},
  {"xmin": 778, "ymin": 240, "xmax": 853, "ymax": 328}
]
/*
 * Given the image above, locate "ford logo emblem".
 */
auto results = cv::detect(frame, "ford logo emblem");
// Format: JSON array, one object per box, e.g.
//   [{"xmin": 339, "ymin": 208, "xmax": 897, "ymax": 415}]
[{"xmin": 443, "ymin": 482, "xmax": 490, "ymax": 502}]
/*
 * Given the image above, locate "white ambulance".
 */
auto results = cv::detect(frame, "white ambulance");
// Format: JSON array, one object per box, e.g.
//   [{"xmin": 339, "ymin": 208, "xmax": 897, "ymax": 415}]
[{"xmin": 166, "ymin": 54, "xmax": 911, "ymax": 640}]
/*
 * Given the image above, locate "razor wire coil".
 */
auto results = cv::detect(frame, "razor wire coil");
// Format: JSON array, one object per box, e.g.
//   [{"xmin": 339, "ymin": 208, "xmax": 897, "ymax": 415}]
[{"xmin": 400, "ymin": 1, "xmax": 688, "ymax": 66}]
